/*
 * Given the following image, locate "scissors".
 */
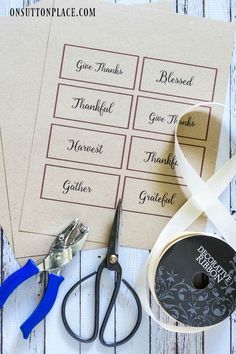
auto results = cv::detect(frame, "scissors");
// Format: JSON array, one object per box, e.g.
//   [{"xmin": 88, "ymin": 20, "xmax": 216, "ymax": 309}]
[
  {"xmin": 61, "ymin": 199, "xmax": 142, "ymax": 347},
  {"xmin": 0, "ymin": 218, "xmax": 89, "ymax": 339}
]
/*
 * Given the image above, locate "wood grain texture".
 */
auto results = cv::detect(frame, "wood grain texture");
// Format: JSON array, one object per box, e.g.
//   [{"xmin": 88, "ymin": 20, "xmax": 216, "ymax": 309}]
[
  {"xmin": 0, "ymin": 0, "xmax": 236, "ymax": 353},
  {"xmin": 229, "ymin": 2, "xmax": 236, "ymax": 354},
  {"xmin": 173, "ymin": 9, "xmax": 206, "ymax": 353}
]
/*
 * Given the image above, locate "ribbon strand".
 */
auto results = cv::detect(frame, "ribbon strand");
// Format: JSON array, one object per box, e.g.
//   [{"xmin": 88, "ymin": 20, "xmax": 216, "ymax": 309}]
[{"xmin": 136, "ymin": 102, "xmax": 236, "ymax": 333}]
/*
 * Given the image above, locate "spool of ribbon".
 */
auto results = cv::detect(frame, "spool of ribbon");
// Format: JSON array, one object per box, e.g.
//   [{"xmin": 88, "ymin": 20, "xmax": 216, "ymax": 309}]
[{"xmin": 136, "ymin": 102, "xmax": 236, "ymax": 333}]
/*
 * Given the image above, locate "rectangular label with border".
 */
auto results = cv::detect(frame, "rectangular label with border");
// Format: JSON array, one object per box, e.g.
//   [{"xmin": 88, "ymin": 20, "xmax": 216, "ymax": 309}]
[
  {"xmin": 54, "ymin": 83, "xmax": 133, "ymax": 129},
  {"xmin": 60, "ymin": 44, "xmax": 139, "ymax": 89},
  {"xmin": 133, "ymin": 96, "xmax": 211, "ymax": 141},
  {"xmin": 122, "ymin": 176, "xmax": 187, "ymax": 217},
  {"xmin": 47, "ymin": 124, "xmax": 126, "ymax": 169},
  {"xmin": 127, "ymin": 136, "xmax": 205, "ymax": 178},
  {"xmin": 41, "ymin": 164, "xmax": 120, "ymax": 209},
  {"xmin": 139, "ymin": 57, "xmax": 217, "ymax": 101}
]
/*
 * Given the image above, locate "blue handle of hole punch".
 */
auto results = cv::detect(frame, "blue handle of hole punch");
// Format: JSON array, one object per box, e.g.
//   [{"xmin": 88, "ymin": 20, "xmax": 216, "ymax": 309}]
[
  {"xmin": 20, "ymin": 273, "xmax": 64, "ymax": 339},
  {"xmin": 0, "ymin": 259, "xmax": 39, "ymax": 308}
]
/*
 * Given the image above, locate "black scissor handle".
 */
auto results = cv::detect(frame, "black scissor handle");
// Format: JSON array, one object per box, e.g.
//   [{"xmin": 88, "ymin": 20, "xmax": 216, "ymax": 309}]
[
  {"xmin": 61, "ymin": 259, "xmax": 142, "ymax": 347},
  {"xmin": 61, "ymin": 270, "xmax": 98, "ymax": 343},
  {"xmin": 100, "ymin": 277, "xmax": 142, "ymax": 347}
]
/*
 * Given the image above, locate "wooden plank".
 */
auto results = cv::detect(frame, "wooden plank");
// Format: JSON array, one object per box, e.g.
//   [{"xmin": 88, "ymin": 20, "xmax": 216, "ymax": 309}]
[
  {"xmin": 231, "ymin": 0, "xmax": 236, "ymax": 23},
  {"xmin": 116, "ymin": 248, "xmax": 150, "ymax": 354},
  {"xmin": 177, "ymin": 0, "xmax": 204, "ymax": 16},
  {"xmin": 204, "ymin": 0, "xmax": 231, "ymax": 20},
  {"xmin": 1, "ymin": 232, "xmax": 45, "ymax": 354},
  {"xmin": 23, "ymin": 0, "xmax": 41, "ymax": 7},
  {"xmin": 45, "ymin": 253, "xmax": 81, "ymax": 354},
  {"xmin": 150, "ymin": 301, "xmax": 177, "ymax": 354},
  {"xmin": 80, "ymin": 248, "xmax": 115, "ymax": 354},
  {"xmin": 0, "ymin": 0, "xmax": 40, "ymax": 15},
  {"xmin": 205, "ymin": 321, "xmax": 231, "ymax": 354},
  {"xmin": 116, "ymin": 0, "xmax": 149, "ymax": 3},
  {"xmin": 229, "ymin": 2, "xmax": 236, "ymax": 354},
  {"xmin": 0, "ymin": 1, "xmax": 22, "ymax": 16},
  {"xmin": 45, "ymin": 234, "xmax": 114, "ymax": 354}
]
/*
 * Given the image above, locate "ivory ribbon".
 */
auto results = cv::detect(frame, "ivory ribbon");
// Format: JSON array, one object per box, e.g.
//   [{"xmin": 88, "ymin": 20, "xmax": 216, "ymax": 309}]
[{"xmin": 136, "ymin": 102, "xmax": 236, "ymax": 333}]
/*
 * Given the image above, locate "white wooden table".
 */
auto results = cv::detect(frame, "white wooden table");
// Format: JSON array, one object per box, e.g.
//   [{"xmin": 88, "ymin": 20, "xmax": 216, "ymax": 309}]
[{"xmin": 0, "ymin": 0, "xmax": 236, "ymax": 353}]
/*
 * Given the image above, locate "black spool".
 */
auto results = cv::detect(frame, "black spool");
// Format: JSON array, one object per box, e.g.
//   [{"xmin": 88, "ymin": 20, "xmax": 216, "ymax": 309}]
[{"xmin": 155, "ymin": 234, "xmax": 236, "ymax": 327}]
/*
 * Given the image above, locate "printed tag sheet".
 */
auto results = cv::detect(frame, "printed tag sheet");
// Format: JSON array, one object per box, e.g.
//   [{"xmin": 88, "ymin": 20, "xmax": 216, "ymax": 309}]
[
  {"xmin": 6, "ymin": 0, "xmax": 236, "ymax": 251},
  {"xmin": 0, "ymin": 0, "xmax": 174, "ymax": 259}
]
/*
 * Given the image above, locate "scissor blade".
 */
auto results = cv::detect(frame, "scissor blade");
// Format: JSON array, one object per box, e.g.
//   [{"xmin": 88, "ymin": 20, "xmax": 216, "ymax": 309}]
[{"xmin": 107, "ymin": 199, "xmax": 122, "ymax": 259}]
